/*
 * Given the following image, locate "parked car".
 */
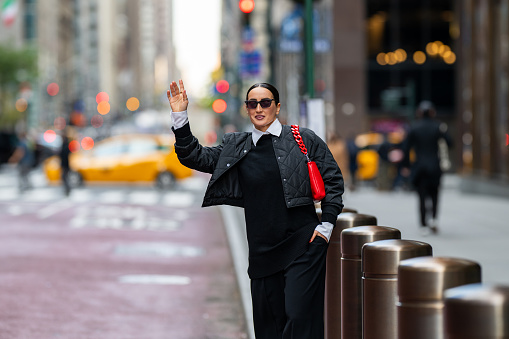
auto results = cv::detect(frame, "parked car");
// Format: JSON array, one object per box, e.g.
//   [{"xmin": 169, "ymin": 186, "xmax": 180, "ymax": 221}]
[{"xmin": 43, "ymin": 134, "xmax": 192, "ymax": 189}]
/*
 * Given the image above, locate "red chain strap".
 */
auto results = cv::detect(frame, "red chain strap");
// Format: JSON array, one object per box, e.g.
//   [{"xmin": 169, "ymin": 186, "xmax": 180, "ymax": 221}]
[{"xmin": 291, "ymin": 125, "xmax": 310, "ymax": 161}]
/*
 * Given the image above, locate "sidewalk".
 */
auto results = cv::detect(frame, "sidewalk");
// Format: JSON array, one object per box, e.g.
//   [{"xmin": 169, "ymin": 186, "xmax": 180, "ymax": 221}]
[
  {"xmin": 343, "ymin": 174, "xmax": 509, "ymax": 284},
  {"xmin": 222, "ymin": 174, "xmax": 509, "ymax": 339}
]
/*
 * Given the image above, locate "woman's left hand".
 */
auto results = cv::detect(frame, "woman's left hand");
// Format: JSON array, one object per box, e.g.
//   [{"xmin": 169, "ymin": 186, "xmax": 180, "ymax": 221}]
[
  {"xmin": 309, "ymin": 230, "xmax": 328, "ymax": 243},
  {"xmin": 167, "ymin": 80, "xmax": 189, "ymax": 112}
]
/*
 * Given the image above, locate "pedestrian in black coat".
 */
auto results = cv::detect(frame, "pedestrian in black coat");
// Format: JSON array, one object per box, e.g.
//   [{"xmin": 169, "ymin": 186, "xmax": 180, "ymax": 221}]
[
  {"xmin": 403, "ymin": 101, "xmax": 452, "ymax": 235},
  {"xmin": 59, "ymin": 133, "xmax": 71, "ymax": 196},
  {"xmin": 167, "ymin": 79, "xmax": 344, "ymax": 338}
]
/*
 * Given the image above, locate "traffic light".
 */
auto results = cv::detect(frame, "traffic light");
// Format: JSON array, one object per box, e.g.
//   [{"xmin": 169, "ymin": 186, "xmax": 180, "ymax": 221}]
[
  {"xmin": 239, "ymin": 0, "xmax": 254, "ymax": 13},
  {"xmin": 212, "ymin": 99, "xmax": 227, "ymax": 114},
  {"xmin": 215, "ymin": 80, "xmax": 230, "ymax": 94}
]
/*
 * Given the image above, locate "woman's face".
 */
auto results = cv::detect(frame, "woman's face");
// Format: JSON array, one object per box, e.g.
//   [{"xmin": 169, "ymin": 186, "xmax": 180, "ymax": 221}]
[{"xmin": 246, "ymin": 87, "xmax": 281, "ymax": 132}]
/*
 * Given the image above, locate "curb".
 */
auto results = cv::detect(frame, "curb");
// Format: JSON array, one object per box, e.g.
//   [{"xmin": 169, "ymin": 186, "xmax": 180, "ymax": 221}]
[{"xmin": 219, "ymin": 205, "xmax": 255, "ymax": 339}]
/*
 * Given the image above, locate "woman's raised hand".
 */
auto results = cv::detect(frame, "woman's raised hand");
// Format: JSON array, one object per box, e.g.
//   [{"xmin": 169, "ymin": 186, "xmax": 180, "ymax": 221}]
[{"xmin": 167, "ymin": 80, "xmax": 189, "ymax": 112}]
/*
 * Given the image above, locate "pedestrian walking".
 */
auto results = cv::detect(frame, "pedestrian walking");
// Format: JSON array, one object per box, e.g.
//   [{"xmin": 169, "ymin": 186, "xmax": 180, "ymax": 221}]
[
  {"xmin": 59, "ymin": 131, "xmax": 72, "ymax": 196},
  {"xmin": 346, "ymin": 134, "xmax": 359, "ymax": 191},
  {"xmin": 167, "ymin": 79, "xmax": 344, "ymax": 339},
  {"xmin": 8, "ymin": 131, "xmax": 35, "ymax": 192},
  {"xmin": 403, "ymin": 101, "xmax": 452, "ymax": 235}
]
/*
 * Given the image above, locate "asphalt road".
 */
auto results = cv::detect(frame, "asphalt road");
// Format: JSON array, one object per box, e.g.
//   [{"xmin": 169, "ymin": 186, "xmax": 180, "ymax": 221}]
[{"xmin": 0, "ymin": 166, "xmax": 247, "ymax": 339}]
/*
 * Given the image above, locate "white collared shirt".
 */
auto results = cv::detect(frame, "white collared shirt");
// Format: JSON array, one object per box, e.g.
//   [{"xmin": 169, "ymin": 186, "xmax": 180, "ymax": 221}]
[{"xmin": 251, "ymin": 118, "xmax": 282, "ymax": 146}]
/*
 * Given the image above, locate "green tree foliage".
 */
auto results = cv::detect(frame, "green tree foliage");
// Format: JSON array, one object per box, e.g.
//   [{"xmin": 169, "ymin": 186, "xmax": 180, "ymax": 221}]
[{"xmin": 0, "ymin": 44, "xmax": 38, "ymax": 129}]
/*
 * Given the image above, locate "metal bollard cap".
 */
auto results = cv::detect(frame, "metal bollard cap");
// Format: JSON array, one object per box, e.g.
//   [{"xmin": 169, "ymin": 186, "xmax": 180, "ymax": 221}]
[
  {"xmin": 341, "ymin": 226, "xmax": 401, "ymax": 259},
  {"xmin": 362, "ymin": 239, "xmax": 432, "ymax": 276},
  {"xmin": 398, "ymin": 257, "xmax": 481, "ymax": 302},
  {"xmin": 336, "ymin": 212, "xmax": 377, "ymax": 231},
  {"xmin": 444, "ymin": 283, "xmax": 509, "ymax": 337}
]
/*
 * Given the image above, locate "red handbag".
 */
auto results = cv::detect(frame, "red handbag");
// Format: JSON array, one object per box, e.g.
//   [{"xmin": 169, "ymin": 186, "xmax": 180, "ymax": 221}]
[{"xmin": 291, "ymin": 125, "xmax": 326, "ymax": 201}]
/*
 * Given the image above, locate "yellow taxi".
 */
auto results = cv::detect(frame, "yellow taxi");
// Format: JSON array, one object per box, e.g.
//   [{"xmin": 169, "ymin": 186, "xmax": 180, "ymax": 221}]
[
  {"xmin": 354, "ymin": 130, "xmax": 406, "ymax": 181},
  {"xmin": 44, "ymin": 134, "xmax": 193, "ymax": 188},
  {"xmin": 355, "ymin": 132, "xmax": 383, "ymax": 181}
]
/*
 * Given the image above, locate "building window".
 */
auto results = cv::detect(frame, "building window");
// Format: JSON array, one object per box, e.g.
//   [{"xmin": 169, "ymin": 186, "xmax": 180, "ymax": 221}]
[{"xmin": 366, "ymin": 0, "xmax": 456, "ymax": 117}]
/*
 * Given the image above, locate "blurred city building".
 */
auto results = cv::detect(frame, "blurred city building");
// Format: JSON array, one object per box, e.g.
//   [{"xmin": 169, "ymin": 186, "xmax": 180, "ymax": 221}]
[
  {"xmin": 220, "ymin": 0, "xmax": 509, "ymax": 193},
  {"xmin": 0, "ymin": 0, "xmax": 179, "ymax": 133},
  {"xmin": 456, "ymin": 1, "xmax": 509, "ymax": 195}
]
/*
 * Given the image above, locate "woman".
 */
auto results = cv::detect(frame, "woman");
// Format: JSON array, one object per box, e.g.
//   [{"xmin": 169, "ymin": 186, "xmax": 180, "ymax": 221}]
[{"xmin": 167, "ymin": 80, "xmax": 344, "ymax": 338}]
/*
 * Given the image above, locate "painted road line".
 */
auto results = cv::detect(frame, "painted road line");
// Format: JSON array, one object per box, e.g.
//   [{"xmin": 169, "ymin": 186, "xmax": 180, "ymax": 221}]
[
  {"xmin": 99, "ymin": 190, "xmax": 125, "ymax": 204},
  {"xmin": 162, "ymin": 192, "xmax": 194, "ymax": 207},
  {"xmin": 128, "ymin": 191, "xmax": 159, "ymax": 205},
  {"xmin": 37, "ymin": 200, "xmax": 74, "ymax": 219},
  {"xmin": 118, "ymin": 274, "xmax": 191, "ymax": 285}
]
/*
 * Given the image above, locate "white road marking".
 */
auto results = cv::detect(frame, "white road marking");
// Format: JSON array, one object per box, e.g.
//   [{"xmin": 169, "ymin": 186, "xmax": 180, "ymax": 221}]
[
  {"xmin": 99, "ymin": 190, "xmax": 125, "ymax": 203},
  {"xmin": 37, "ymin": 200, "xmax": 73, "ymax": 219},
  {"xmin": 128, "ymin": 191, "xmax": 159, "ymax": 205},
  {"xmin": 21, "ymin": 188, "xmax": 60, "ymax": 202},
  {"xmin": 118, "ymin": 274, "xmax": 191, "ymax": 285},
  {"xmin": 162, "ymin": 192, "xmax": 194, "ymax": 207}
]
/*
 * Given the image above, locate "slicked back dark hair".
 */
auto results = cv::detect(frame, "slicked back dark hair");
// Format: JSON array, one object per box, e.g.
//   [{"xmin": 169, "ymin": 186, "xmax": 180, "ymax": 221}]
[{"xmin": 246, "ymin": 83, "xmax": 280, "ymax": 105}]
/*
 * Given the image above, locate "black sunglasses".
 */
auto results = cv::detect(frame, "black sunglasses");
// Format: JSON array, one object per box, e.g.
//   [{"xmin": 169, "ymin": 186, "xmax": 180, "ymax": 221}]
[{"xmin": 245, "ymin": 99, "xmax": 275, "ymax": 109}]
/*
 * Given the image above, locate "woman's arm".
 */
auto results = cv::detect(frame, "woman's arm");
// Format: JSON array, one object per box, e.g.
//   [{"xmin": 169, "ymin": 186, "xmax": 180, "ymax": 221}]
[{"xmin": 167, "ymin": 80, "xmax": 223, "ymax": 174}]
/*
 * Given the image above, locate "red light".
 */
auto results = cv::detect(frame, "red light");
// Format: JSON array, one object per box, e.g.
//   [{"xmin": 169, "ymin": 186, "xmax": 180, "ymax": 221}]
[
  {"xmin": 69, "ymin": 140, "xmax": 80, "ymax": 153},
  {"xmin": 43, "ymin": 130, "xmax": 57, "ymax": 143},
  {"xmin": 54, "ymin": 117, "xmax": 66, "ymax": 130},
  {"xmin": 47, "ymin": 83, "xmax": 59, "ymax": 96},
  {"xmin": 216, "ymin": 80, "xmax": 230, "ymax": 94},
  {"xmin": 212, "ymin": 99, "xmax": 227, "ymax": 113},
  {"xmin": 81, "ymin": 137, "xmax": 94, "ymax": 150},
  {"xmin": 96, "ymin": 92, "xmax": 109, "ymax": 104},
  {"xmin": 239, "ymin": 0, "xmax": 254, "ymax": 13},
  {"xmin": 71, "ymin": 111, "xmax": 86, "ymax": 127},
  {"xmin": 91, "ymin": 115, "xmax": 104, "ymax": 128},
  {"xmin": 506, "ymin": 133, "xmax": 509, "ymax": 146}
]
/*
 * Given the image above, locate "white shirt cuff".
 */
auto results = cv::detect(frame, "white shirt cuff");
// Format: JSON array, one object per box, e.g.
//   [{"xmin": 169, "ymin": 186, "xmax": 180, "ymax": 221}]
[
  {"xmin": 315, "ymin": 222, "xmax": 334, "ymax": 242},
  {"xmin": 171, "ymin": 110, "xmax": 189, "ymax": 129}
]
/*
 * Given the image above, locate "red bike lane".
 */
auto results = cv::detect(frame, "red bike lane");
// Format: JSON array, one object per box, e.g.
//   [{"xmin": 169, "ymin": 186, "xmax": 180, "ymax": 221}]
[{"xmin": 0, "ymin": 199, "xmax": 247, "ymax": 339}]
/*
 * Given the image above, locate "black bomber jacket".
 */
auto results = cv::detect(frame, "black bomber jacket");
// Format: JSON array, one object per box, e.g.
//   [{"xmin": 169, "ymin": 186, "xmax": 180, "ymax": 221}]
[{"xmin": 172, "ymin": 123, "xmax": 344, "ymax": 225}]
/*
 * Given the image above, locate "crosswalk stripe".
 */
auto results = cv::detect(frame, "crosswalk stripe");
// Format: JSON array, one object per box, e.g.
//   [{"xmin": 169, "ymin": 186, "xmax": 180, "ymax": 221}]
[{"xmin": 162, "ymin": 192, "xmax": 194, "ymax": 207}]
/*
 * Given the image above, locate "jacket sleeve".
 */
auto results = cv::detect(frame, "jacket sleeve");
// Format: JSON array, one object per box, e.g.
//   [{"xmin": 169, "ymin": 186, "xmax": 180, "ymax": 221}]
[
  {"xmin": 172, "ymin": 122, "xmax": 224, "ymax": 174},
  {"xmin": 303, "ymin": 129, "xmax": 344, "ymax": 225}
]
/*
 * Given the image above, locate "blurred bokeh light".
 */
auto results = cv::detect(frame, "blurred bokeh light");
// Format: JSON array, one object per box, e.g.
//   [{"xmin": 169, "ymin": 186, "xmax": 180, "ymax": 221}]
[
  {"xmin": 44, "ymin": 130, "xmax": 57, "ymax": 143},
  {"xmin": 15, "ymin": 98, "xmax": 28, "ymax": 112},
  {"xmin": 96, "ymin": 92, "xmax": 109, "ymax": 104},
  {"xmin": 126, "ymin": 97, "xmax": 140, "ymax": 111},
  {"xmin": 47, "ymin": 83, "xmax": 59, "ymax": 96},
  {"xmin": 91, "ymin": 115, "xmax": 104, "ymax": 128},
  {"xmin": 97, "ymin": 101, "xmax": 110, "ymax": 115},
  {"xmin": 216, "ymin": 80, "xmax": 230, "ymax": 93},
  {"xmin": 81, "ymin": 137, "xmax": 94, "ymax": 150},
  {"xmin": 212, "ymin": 99, "xmax": 227, "ymax": 113},
  {"xmin": 69, "ymin": 140, "xmax": 80, "ymax": 153},
  {"xmin": 54, "ymin": 117, "xmax": 66, "ymax": 130}
]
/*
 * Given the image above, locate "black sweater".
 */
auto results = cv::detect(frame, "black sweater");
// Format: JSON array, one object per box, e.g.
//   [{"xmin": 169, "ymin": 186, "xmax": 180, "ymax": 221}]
[{"xmin": 238, "ymin": 134, "xmax": 319, "ymax": 279}]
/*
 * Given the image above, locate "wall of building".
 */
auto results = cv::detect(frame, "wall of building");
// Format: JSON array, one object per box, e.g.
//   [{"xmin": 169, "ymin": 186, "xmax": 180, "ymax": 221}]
[{"xmin": 457, "ymin": 0, "xmax": 509, "ymax": 188}]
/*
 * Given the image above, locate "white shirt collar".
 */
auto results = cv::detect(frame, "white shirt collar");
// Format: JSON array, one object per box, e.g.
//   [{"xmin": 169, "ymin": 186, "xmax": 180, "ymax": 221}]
[{"xmin": 251, "ymin": 119, "xmax": 282, "ymax": 146}]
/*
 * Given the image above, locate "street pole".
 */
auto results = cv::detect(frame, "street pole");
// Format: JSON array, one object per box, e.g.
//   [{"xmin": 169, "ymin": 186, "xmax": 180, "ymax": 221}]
[{"xmin": 304, "ymin": 0, "xmax": 315, "ymax": 98}]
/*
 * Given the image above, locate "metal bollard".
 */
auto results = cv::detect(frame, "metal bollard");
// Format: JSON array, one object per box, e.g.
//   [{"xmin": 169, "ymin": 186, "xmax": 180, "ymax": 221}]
[
  {"xmin": 325, "ymin": 213, "xmax": 377, "ymax": 339},
  {"xmin": 340, "ymin": 225, "xmax": 401, "ymax": 339},
  {"xmin": 397, "ymin": 257, "xmax": 482, "ymax": 339},
  {"xmin": 444, "ymin": 283, "xmax": 509, "ymax": 339},
  {"xmin": 362, "ymin": 239, "xmax": 432, "ymax": 339}
]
